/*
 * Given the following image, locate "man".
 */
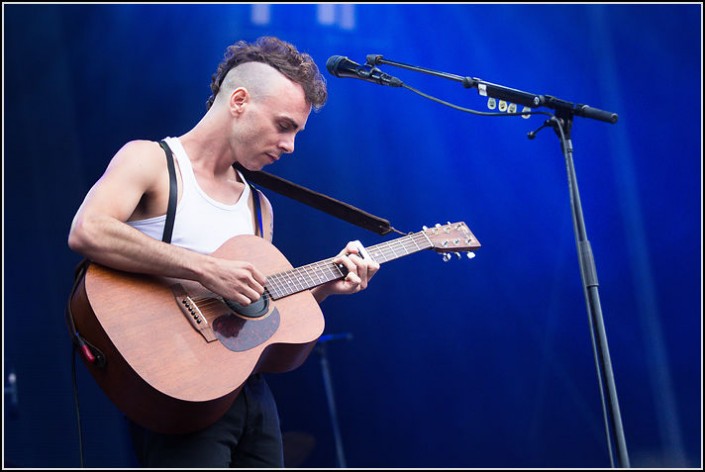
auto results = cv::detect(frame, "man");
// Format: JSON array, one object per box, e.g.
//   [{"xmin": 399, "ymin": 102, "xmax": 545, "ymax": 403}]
[{"xmin": 68, "ymin": 36, "xmax": 379, "ymax": 467}]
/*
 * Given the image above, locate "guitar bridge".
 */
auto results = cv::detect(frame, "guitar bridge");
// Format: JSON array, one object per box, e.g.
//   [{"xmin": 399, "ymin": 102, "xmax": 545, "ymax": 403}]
[{"xmin": 171, "ymin": 284, "xmax": 217, "ymax": 343}]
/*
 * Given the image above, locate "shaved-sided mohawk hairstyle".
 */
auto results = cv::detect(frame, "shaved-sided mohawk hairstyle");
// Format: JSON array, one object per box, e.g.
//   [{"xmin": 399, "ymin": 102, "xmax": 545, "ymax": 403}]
[{"xmin": 207, "ymin": 36, "xmax": 327, "ymax": 111}]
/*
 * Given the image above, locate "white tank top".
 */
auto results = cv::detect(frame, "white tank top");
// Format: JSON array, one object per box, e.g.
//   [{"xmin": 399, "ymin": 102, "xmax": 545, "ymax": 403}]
[{"xmin": 127, "ymin": 136, "xmax": 255, "ymax": 254}]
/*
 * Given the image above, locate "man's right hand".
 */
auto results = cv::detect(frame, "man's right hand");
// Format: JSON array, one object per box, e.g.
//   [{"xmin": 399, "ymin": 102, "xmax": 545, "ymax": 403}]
[{"xmin": 199, "ymin": 258, "xmax": 267, "ymax": 306}]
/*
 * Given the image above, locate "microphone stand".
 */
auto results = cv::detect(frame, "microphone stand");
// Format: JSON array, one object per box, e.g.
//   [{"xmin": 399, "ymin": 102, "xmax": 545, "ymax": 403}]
[
  {"xmin": 539, "ymin": 112, "xmax": 630, "ymax": 469},
  {"xmin": 316, "ymin": 333, "xmax": 353, "ymax": 468},
  {"xmin": 367, "ymin": 56, "xmax": 629, "ymax": 467}
]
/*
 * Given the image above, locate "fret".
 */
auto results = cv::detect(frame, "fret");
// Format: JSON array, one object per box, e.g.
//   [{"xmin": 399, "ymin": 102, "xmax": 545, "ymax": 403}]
[
  {"xmin": 366, "ymin": 233, "xmax": 431, "ymax": 265},
  {"xmin": 267, "ymin": 259, "xmax": 344, "ymax": 300},
  {"xmin": 262, "ymin": 223, "xmax": 475, "ymax": 300}
]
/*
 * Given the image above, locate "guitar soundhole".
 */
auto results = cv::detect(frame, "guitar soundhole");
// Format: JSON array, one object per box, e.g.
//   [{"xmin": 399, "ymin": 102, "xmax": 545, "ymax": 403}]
[
  {"xmin": 224, "ymin": 296, "xmax": 269, "ymax": 318},
  {"xmin": 213, "ymin": 307, "xmax": 280, "ymax": 352}
]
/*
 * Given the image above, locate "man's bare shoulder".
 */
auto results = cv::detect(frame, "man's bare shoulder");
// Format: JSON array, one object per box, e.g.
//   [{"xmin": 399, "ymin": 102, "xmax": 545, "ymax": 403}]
[
  {"xmin": 114, "ymin": 139, "xmax": 163, "ymax": 160},
  {"xmin": 98, "ymin": 139, "xmax": 171, "ymax": 192},
  {"xmin": 107, "ymin": 139, "xmax": 168, "ymax": 172}
]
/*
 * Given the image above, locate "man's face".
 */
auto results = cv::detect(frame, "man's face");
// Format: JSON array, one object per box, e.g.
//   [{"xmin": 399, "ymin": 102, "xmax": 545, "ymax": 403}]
[{"xmin": 234, "ymin": 77, "xmax": 311, "ymax": 171}]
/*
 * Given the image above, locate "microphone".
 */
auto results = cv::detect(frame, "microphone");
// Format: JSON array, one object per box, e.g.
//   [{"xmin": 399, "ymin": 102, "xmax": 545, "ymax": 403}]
[{"xmin": 326, "ymin": 55, "xmax": 403, "ymax": 87}]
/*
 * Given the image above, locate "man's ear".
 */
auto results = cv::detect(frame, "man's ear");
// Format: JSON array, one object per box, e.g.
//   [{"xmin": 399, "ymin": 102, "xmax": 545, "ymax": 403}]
[{"xmin": 229, "ymin": 87, "xmax": 249, "ymax": 115}]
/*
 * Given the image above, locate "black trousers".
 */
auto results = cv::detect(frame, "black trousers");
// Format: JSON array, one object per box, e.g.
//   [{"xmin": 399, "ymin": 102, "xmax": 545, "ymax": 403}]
[{"xmin": 129, "ymin": 374, "xmax": 284, "ymax": 468}]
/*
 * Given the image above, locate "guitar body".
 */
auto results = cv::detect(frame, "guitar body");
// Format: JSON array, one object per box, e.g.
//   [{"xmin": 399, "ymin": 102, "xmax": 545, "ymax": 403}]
[
  {"xmin": 70, "ymin": 235, "xmax": 325, "ymax": 434},
  {"xmin": 69, "ymin": 221, "xmax": 480, "ymax": 434}
]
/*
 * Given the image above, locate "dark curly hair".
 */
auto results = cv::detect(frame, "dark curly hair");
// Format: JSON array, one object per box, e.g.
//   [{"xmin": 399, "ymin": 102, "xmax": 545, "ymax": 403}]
[{"xmin": 206, "ymin": 36, "xmax": 327, "ymax": 111}]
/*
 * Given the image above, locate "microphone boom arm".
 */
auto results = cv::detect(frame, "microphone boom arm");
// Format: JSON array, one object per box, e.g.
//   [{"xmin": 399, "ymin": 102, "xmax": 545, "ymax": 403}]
[{"xmin": 366, "ymin": 55, "xmax": 617, "ymax": 123}]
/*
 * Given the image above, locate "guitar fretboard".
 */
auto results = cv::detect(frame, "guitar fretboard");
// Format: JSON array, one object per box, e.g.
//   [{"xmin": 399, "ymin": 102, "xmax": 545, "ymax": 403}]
[{"xmin": 265, "ymin": 231, "xmax": 432, "ymax": 300}]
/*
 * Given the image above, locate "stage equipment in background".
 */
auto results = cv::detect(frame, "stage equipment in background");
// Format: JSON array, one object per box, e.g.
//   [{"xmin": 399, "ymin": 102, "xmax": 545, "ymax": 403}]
[
  {"xmin": 327, "ymin": 53, "xmax": 628, "ymax": 468},
  {"xmin": 282, "ymin": 431, "xmax": 316, "ymax": 467},
  {"xmin": 316, "ymin": 332, "xmax": 355, "ymax": 468}
]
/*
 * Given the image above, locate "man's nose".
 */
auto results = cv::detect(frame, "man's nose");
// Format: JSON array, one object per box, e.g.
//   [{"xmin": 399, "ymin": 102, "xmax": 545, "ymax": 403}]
[{"xmin": 278, "ymin": 135, "xmax": 295, "ymax": 154}]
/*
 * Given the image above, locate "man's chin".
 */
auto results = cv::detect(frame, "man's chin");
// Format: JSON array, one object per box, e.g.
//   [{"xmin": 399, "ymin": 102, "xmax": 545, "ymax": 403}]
[{"xmin": 240, "ymin": 161, "xmax": 265, "ymax": 172}]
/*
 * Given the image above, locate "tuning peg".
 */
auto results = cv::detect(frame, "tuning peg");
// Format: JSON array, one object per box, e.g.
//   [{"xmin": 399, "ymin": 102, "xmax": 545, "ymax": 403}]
[
  {"xmin": 487, "ymin": 97, "xmax": 497, "ymax": 110},
  {"xmin": 455, "ymin": 252, "xmax": 462, "ymax": 259},
  {"xmin": 521, "ymin": 106, "xmax": 531, "ymax": 119},
  {"xmin": 498, "ymin": 100, "xmax": 508, "ymax": 112},
  {"xmin": 442, "ymin": 253, "xmax": 452, "ymax": 262},
  {"xmin": 467, "ymin": 252, "xmax": 476, "ymax": 259}
]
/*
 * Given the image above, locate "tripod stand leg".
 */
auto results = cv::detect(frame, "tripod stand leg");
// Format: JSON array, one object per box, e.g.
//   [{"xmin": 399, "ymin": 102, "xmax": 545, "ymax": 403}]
[{"xmin": 317, "ymin": 342, "xmax": 347, "ymax": 468}]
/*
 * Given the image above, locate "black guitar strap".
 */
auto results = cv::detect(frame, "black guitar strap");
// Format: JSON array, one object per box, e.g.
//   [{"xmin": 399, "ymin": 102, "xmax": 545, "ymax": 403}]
[
  {"xmin": 158, "ymin": 140, "xmax": 178, "ymax": 243},
  {"xmin": 66, "ymin": 257, "xmax": 106, "ymax": 367},
  {"xmin": 234, "ymin": 163, "xmax": 393, "ymax": 236}
]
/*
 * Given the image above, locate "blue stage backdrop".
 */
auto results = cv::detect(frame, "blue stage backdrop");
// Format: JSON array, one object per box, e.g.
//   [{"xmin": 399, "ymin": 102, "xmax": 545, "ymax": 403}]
[{"xmin": 3, "ymin": 3, "xmax": 701, "ymax": 468}]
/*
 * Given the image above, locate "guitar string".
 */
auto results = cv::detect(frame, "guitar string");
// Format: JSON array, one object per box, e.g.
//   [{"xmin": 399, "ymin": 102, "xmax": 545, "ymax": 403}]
[{"xmin": 188, "ymin": 229, "xmax": 471, "ymax": 309}]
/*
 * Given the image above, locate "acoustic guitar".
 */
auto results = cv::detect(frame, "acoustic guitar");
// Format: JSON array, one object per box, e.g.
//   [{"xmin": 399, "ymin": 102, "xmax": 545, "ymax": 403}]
[{"xmin": 69, "ymin": 222, "xmax": 480, "ymax": 433}]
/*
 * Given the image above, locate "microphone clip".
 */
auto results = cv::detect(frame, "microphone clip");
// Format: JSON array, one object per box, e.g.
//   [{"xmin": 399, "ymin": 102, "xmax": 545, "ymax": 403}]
[
  {"xmin": 365, "ymin": 54, "xmax": 383, "ymax": 66},
  {"xmin": 367, "ymin": 65, "xmax": 403, "ymax": 87},
  {"xmin": 527, "ymin": 117, "xmax": 561, "ymax": 140}
]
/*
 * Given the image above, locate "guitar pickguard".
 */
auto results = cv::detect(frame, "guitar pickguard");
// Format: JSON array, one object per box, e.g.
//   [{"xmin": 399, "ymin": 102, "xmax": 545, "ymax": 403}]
[
  {"xmin": 212, "ymin": 308, "xmax": 280, "ymax": 352},
  {"xmin": 171, "ymin": 283, "xmax": 281, "ymax": 352}
]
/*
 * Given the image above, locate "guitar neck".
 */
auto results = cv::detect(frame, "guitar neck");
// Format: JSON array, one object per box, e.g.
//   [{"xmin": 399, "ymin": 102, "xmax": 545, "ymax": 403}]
[{"xmin": 265, "ymin": 232, "xmax": 432, "ymax": 300}]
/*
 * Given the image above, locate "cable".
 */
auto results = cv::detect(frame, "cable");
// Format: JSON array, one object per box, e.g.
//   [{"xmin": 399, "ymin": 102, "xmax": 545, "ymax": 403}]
[
  {"xmin": 401, "ymin": 83, "xmax": 554, "ymax": 119},
  {"xmin": 71, "ymin": 345, "xmax": 86, "ymax": 468}
]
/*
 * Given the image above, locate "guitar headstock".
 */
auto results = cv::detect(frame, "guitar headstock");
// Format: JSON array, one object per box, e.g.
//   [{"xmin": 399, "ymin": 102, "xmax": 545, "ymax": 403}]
[{"xmin": 423, "ymin": 222, "xmax": 481, "ymax": 261}]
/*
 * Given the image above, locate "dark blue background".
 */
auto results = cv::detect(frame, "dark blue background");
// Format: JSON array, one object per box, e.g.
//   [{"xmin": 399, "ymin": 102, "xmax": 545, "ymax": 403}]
[{"xmin": 3, "ymin": 3, "xmax": 701, "ymax": 468}]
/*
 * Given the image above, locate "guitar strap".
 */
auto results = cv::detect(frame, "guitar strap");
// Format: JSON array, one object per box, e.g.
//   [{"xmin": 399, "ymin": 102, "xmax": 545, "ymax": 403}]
[
  {"xmin": 158, "ymin": 140, "xmax": 178, "ymax": 243},
  {"xmin": 65, "ymin": 257, "xmax": 106, "ymax": 367},
  {"xmin": 234, "ymin": 163, "xmax": 393, "ymax": 236},
  {"xmin": 250, "ymin": 183, "xmax": 265, "ymax": 238}
]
